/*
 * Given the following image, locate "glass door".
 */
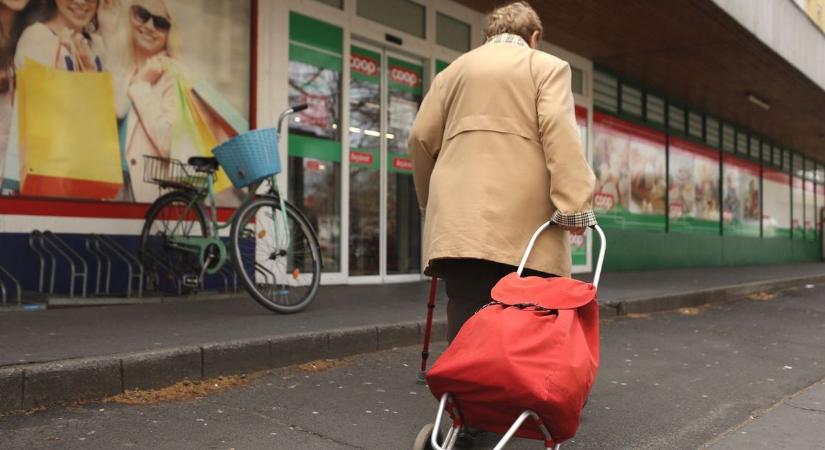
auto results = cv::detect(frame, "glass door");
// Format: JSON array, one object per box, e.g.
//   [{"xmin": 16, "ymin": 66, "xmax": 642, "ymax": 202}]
[{"xmin": 348, "ymin": 42, "xmax": 423, "ymax": 281}]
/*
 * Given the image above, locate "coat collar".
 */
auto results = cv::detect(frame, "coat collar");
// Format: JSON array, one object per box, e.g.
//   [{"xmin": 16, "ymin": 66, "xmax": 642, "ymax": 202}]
[{"xmin": 486, "ymin": 33, "xmax": 530, "ymax": 48}]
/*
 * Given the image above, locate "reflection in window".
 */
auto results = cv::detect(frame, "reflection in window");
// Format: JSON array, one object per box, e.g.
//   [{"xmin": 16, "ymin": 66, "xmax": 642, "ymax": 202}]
[
  {"xmin": 387, "ymin": 75, "xmax": 422, "ymax": 274},
  {"xmin": 349, "ymin": 73, "xmax": 381, "ymax": 276},
  {"xmin": 287, "ymin": 59, "xmax": 342, "ymax": 272}
]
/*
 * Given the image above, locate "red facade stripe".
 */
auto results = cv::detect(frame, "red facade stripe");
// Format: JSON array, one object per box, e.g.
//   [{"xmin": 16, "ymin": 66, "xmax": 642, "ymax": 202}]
[{"xmin": 0, "ymin": 196, "xmax": 236, "ymax": 221}]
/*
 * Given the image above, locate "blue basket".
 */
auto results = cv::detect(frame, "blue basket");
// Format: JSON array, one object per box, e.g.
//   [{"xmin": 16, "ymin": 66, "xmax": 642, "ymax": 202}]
[{"xmin": 213, "ymin": 128, "xmax": 281, "ymax": 188}]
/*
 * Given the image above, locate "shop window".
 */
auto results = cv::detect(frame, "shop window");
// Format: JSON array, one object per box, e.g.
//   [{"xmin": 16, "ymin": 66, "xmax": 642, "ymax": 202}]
[
  {"xmin": 436, "ymin": 12, "xmax": 470, "ymax": 53},
  {"xmin": 688, "ymin": 111, "xmax": 703, "ymax": 139},
  {"xmin": 749, "ymin": 137, "xmax": 761, "ymax": 160},
  {"xmin": 645, "ymin": 94, "xmax": 665, "ymax": 125},
  {"xmin": 705, "ymin": 116, "xmax": 720, "ymax": 148},
  {"xmin": 357, "ymin": 0, "xmax": 426, "ymax": 38},
  {"xmin": 763, "ymin": 166, "xmax": 791, "ymax": 238},
  {"xmin": 761, "ymin": 142, "xmax": 772, "ymax": 164},
  {"xmin": 722, "ymin": 154, "xmax": 761, "ymax": 237},
  {"xmin": 313, "ymin": 0, "xmax": 343, "ymax": 9},
  {"xmin": 721, "ymin": 124, "xmax": 735, "ymax": 153},
  {"xmin": 620, "ymin": 84, "xmax": 642, "ymax": 117},
  {"xmin": 735, "ymin": 130, "xmax": 748, "ymax": 155},
  {"xmin": 793, "ymin": 153, "xmax": 805, "ymax": 178},
  {"xmin": 773, "ymin": 147, "xmax": 783, "ymax": 168},
  {"xmin": 571, "ymin": 67, "xmax": 584, "ymax": 96},
  {"xmin": 783, "ymin": 151, "xmax": 792, "ymax": 172},
  {"xmin": 593, "ymin": 70, "xmax": 618, "ymax": 113},
  {"xmin": 288, "ymin": 13, "xmax": 344, "ymax": 273},
  {"xmin": 668, "ymin": 104, "xmax": 685, "ymax": 133}
]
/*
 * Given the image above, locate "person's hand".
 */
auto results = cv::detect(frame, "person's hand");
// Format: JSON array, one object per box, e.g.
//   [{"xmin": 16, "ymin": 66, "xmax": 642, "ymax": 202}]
[
  {"xmin": 97, "ymin": 0, "xmax": 122, "ymax": 42},
  {"xmin": 71, "ymin": 33, "xmax": 96, "ymax": 71},
  {"xmin": 560, "ymin": 225, "xmax": 586, "ymax": 235},
  {"xmin": 135, "ymin": 55, "xmax": 165, "ymax": 85}
]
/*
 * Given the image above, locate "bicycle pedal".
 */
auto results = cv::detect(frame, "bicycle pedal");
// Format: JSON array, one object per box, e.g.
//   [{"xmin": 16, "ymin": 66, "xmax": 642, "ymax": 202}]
[{"xmin": 183, "ymin": 275, "xmax": 200, "ymax": 288}]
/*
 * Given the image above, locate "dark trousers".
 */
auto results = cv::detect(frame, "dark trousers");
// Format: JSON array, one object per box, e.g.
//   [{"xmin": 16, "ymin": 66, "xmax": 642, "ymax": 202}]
[{"xmin": 437, "ymin": 258, "xmax": 556, "ymax": 341}]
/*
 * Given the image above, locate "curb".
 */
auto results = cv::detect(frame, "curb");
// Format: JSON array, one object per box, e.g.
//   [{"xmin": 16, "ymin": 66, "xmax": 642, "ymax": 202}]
[
  {"xmin": 1, "ymin": 273, "xmax": 822, "ymax": 413},
  {"xmin": 600, "ymin": 273, "xmax": 825, "ymax": 316},
  {"xmin": 0, "ymin": 320, "xmax": 448, "ymax": 414}
]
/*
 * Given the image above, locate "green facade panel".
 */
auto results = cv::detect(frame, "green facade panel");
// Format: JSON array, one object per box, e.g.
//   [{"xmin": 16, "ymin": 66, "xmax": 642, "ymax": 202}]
[{"xmin": 593, "ymin": 230, "xmax": 820, "ymax": 271}]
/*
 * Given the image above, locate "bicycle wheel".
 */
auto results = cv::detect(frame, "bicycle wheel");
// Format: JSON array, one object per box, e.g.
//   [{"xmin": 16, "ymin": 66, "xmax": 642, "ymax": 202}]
[
  {"xmin": 230, "ymin": 196, "xmax": 321, "ymax": 313},
  {"xmin": 140, "ymin": 190, "xmax": 208, "ymax": 294}
]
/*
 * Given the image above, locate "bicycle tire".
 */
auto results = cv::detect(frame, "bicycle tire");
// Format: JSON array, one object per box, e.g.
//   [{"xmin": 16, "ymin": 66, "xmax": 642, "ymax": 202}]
[
  {"xmin": 139, "ymin": 190, "xmax": 209, "ymax": 294},
  {"xmin": 230, "ymin": 196, "xmax": 321, "ymax": 313}
]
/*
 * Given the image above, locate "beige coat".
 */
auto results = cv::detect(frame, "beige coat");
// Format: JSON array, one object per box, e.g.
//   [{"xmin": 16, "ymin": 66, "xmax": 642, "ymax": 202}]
[
  {"xmin": 124, "ymin": 72, "xmax": 179, "ymax": 203},
  {"xmin": 409, "ymin": 41, "xmax": 595, "ymax": 277}
]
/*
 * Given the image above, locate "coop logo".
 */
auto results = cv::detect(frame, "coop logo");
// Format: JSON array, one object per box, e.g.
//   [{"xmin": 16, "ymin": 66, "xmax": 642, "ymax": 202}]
[
  {"xmin": 669, "ymin": 202, "xmax": 683, "ymax": 219},
  {"xmin": 390, "ymin": 66, "xmax": 420, "ymax": 87},
  {"xmin": 569, "ymin": 234, "xmax": 585, "ymax": 248},
  {"xmin": 593, "ymin": 192, "xmax": 614, "ymax": 211},
  {"xmin": 350, "ymin": 54, "xmax": 378, "ymax": 77}
]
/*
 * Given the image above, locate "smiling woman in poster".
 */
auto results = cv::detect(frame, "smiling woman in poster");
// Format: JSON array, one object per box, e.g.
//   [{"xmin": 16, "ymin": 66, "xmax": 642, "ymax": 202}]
[
  {"xmin": 14, "ymin": 0, "xmax": 119, "ymax": 72},
  {"xmin": 110, "ymin": 0, "xmax": 181, "ymax": 202},
  {"xmin": 0, "ymin": 0, "xmax": 38, "ymax": 190}
]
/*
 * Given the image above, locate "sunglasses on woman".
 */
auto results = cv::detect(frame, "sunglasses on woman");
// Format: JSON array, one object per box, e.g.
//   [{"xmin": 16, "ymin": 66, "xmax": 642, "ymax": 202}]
[{"xmin": 131, "ymin": 5, "xmax": 171, "ymax": 32}]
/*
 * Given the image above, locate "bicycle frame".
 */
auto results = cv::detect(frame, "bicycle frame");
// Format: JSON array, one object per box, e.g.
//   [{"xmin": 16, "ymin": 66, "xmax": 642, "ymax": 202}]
[{"xmin": 161, "ymin": 105, "xmax": 304, "ymax": 280}]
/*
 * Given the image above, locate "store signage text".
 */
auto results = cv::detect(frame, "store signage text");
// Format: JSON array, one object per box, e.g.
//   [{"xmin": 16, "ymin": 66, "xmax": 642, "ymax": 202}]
[
  {"xmin": 393, "ymin": 157, "xmax": 413, "ymax": 171},
  {"xmin": 351, "ymin": 54, "xmax": 379, "ymax": 77},
  {"xmin": 390, "ymin": 66, "xmax": 420, "ymax": 87},
  {"xmin": 350, "ymin": 151, "xmax": 374, "ymax": 165}
]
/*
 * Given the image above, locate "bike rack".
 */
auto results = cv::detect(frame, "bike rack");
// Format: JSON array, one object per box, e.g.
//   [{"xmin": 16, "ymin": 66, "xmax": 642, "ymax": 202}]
[
  {"xmin": 0, "ymin": 264, "xmax": 21, "ymax": 306},
  {"xmin": 29, "ymin": 230, "xmax": 53, "ymax": 294},
  {"xmin": 42, "ymin": 231, "xmax": 88, "ymax": 298},
  {"xmin": 85, "ymin": 235, "xmax": 113, "ymax": 296},
  {"xmin": 87, "ymin": 234, "xmax": 144, "ymax": 298},
  {"xmin": 217, "ymin": 262, "xmax": 239, "ymax": 293},
  {"xmin": 30, "ymin": 230, "xmax": 89, "ymax": 297},
  {"xmin": 139, "ymin": 248, "xmax": 185, "ymax": 296}
]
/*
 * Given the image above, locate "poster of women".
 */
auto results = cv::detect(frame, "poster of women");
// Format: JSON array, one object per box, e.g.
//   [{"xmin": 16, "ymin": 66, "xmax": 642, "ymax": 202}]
[{"xmin": 0, "ymin": 0, "xmax": 250, "ymax": 204}]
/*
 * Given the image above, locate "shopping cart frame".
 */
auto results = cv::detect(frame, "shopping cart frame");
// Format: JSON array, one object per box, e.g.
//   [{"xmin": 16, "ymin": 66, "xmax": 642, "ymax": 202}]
[{"xmin": 422, "ymin": 222, "xmax": 606, "ymax": 450}]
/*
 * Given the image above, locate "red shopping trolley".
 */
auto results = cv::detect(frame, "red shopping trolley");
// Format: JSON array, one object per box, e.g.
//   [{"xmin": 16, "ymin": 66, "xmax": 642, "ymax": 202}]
[{"xmin": 414, "ymin": 222, "xmax": 606, "ymax": 450}]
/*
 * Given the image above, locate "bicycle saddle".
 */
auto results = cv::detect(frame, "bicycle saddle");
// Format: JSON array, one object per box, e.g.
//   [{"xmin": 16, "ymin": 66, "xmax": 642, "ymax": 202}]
[{"xmin": 188, "ymin": 156, "xmax": 220, "ymax": 173}]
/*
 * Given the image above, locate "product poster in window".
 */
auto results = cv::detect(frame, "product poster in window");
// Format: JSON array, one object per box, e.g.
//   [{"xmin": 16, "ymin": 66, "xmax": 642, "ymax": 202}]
[
  {"xmin": 722, "ymin": 155, "xmax": 760, "ymax": 237},
  {"xmin": 592, "ymin": 112, "xmax": 666, "ymax": 231},
  {"xmin": 0, "ymin": 0, "xmax": 251, "ymax": 204},
  {"xmin": 668, "ymin": 137, "xmax": 720, "ymax": 234},
  {"xmin": 762, "ymin": 168, "xmax": 791, "ymax": 238},
  {"xmin": 792, "ymin": 177, "xmax": 805, "ymax": 239},
  {"xmin": 805, "ymin": 179, "xmax": 817, "ymax": 240}
]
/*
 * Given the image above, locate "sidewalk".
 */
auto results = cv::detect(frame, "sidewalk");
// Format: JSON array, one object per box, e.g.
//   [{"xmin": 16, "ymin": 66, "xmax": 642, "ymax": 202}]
[
  {"xmin": 0, "ymin": 263, "xmax": 823, "ymax": 413},
  {"xmin": 705, "ymin": 378, "xmax": 825, "ymax": 449}
]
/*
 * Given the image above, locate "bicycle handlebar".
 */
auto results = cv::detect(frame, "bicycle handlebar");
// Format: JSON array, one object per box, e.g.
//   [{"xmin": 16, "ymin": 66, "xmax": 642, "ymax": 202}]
[{"xmin": 277, "ymin": 104, "xmax": 309, "ymax": 135}]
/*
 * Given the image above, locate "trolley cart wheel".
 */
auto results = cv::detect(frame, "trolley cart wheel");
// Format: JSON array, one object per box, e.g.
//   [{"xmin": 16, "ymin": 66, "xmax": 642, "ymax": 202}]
[{"xmin": 413, "ymin": 423, "xmax": 435, "ymax": 450}]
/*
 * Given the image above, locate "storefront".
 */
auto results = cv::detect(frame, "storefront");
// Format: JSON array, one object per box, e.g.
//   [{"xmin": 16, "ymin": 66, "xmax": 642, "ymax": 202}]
[
  {"xmin": 0, "ymin": 0, "xmax": 819, "ymax": 295},
  {"xmin": 267, "ymin": 0, "xmax": 596, "ymax": 282}
]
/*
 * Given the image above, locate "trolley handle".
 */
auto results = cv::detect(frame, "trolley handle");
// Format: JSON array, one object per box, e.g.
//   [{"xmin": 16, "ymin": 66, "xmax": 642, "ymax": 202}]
[
  {"xmin": 516, "ymin": 223, "xmax": 606, "ymax": 289},
  {"xmin": 276, "ymin": 104, "xmax": 309, "ymax": 135}
]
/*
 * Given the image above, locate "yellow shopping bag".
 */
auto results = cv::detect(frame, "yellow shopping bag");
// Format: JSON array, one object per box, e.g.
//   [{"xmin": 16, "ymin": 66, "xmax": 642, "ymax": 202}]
[{"xmin": 17, "ymin": 59, "xmax": 122, "ymax": 199}]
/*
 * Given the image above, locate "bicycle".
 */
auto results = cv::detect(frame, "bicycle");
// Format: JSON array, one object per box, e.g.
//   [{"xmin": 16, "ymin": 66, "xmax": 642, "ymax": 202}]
[{"xmin": 138, "ymin": 105, "xmax": 322, "ymax": 313}]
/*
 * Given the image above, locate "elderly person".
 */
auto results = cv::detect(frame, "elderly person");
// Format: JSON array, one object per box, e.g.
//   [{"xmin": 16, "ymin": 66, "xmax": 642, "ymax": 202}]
[{"xmin": 409, "ymin": 1, "xmax": 596, "ymax": 347}]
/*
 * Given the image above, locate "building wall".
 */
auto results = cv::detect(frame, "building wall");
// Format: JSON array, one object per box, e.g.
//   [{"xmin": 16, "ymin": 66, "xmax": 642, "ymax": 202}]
[{"xmin": 712, "ymin": 0, "xmax": 825, "ymax": 91}]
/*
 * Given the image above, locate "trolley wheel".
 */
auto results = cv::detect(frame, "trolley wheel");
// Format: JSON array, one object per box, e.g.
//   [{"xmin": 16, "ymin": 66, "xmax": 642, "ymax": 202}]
[{"xmin": 413, "ymin": 423, "xmax": 435, "ymax": 450}]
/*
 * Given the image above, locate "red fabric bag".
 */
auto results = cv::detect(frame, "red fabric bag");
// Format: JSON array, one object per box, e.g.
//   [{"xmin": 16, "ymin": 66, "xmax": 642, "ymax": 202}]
[{"xmin": 426, "ymin": 273, "xmax": 600, "ymax": 446}]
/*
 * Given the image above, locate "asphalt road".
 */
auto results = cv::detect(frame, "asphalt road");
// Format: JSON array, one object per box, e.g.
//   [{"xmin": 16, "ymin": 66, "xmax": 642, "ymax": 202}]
[{"xmin": 3, "ymin": 284, "xmax": 825, "ymax": 449}]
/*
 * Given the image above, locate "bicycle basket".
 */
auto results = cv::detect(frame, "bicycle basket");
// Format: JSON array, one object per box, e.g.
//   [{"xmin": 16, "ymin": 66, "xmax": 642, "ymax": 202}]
[
  {"xmin": 212, "ymin": 128, "xmax": 280, "ymax": 188},
  {"xmin": 142, "ymin": 156, "xmax": 210, "ymax": 191}
]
